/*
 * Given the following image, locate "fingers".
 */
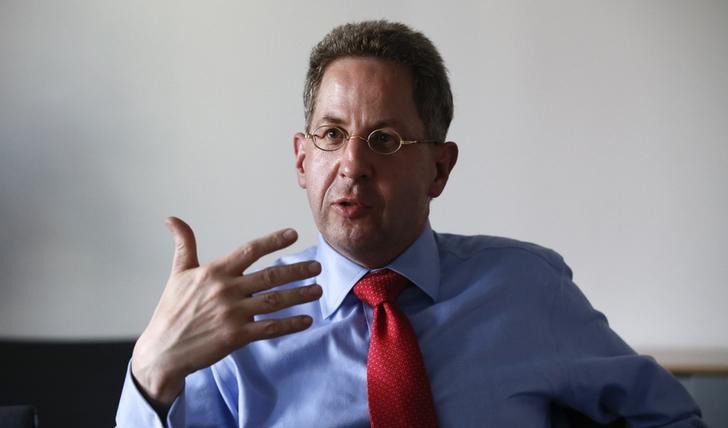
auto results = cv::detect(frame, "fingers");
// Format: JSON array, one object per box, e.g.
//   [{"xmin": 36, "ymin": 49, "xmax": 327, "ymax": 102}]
[
  {"xmin": 166, "ymin": 217, "xmax": 200, "ymax": 274},
  {"xmin": 244, "ymin": 315, "xmax": 315, "ymax": 342},
  {"xmin": 236, "ymin": 261, "xmax": 321, "ymax": 295},
  {"xmin": 243, "ymin": 284, "xmax": 323, "ymax": 316},
  {"xmin": 218, "ymin": 285, "xmax": 321, "ymax": 349},
  {"xmin": 220, "ymin": 228, "xmax": 299, "ymax": 275}
]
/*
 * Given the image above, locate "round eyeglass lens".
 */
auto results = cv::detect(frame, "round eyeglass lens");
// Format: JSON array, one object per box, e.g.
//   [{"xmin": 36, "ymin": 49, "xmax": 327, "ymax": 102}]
[
  {"xmin": 313, "ymin": 126, "xmax": 346, "ymax": 151},
  {"xmin": 368, "ymin": 129, "xmax": 401, "ymax": 154}
]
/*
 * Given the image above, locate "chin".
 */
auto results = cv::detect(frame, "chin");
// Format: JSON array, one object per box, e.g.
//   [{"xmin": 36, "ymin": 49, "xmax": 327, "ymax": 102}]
[{"xmin": 324, "ymin": 223, "xmax": 385, "ymax": 259}]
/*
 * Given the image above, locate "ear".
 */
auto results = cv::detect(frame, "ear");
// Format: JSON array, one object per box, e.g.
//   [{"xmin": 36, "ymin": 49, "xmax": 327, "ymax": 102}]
[
  {"xmin": 428, "ymin": 141, "xmax": 458, "ymax": 198},
  {"xmin": 293, "ymin": 132, "xmax": 308, "ymax": 189}
]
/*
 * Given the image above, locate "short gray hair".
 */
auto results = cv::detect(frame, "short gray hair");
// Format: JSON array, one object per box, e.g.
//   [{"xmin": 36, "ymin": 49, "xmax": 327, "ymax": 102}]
[{"xmin": 303, "ymin": 20, "xmax": 453, "ymax": 142}]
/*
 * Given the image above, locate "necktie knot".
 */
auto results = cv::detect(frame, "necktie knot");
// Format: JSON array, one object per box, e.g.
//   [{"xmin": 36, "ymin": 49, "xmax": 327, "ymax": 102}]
[{"xmin": 353, "ymin": 270, "xmax": 409, "ymax": 307}]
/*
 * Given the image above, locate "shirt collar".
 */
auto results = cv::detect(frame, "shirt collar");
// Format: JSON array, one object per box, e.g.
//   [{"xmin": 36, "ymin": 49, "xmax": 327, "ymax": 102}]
[{"xmin": 315, "ymin": 222, "xmax": 441, "ymax": 319}]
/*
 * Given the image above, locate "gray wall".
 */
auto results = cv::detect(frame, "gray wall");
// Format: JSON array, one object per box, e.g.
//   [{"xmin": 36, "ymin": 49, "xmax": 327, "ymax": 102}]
[{"xmin": 1, "ymin": 1, "xmax": 726, "ymax": 354}]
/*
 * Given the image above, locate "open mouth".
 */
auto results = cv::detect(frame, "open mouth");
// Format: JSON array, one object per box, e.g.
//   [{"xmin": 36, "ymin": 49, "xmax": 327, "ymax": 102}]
[
  {"xmin": 334, "ymin": 197, "xmax": 366, "ymax": 207},
  {"xmin": 332, "ymin": 198, "xmax": 369, "ymax": 218}
]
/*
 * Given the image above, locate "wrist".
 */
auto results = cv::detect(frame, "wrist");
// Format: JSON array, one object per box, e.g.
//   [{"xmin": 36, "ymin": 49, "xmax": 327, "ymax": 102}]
[{"xmin": 131, "ymin": 338, "xmax": 186, "ymax": 407}]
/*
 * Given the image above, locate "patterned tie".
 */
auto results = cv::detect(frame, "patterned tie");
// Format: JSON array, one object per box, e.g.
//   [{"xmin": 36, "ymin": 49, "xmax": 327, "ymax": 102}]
[{"xmin": 353, "ymin": 270, "xmax": 438, "ymax": 428}]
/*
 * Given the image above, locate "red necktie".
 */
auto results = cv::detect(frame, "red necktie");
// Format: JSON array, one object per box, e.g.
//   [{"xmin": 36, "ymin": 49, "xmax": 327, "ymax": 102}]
[{"xmin": 353, "ymin": 270, "xmax": 438, "ymax": 428}]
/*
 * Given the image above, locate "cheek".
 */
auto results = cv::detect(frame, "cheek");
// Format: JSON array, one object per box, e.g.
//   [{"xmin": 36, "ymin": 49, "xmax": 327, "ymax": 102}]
[
  {"xmin": 394, "ymin": 158, "xmax": 435, "ymax": 192},
  {"xmin": 381, "ymin": 171, "xmax": 431, "ymax": 210},
  {"xmin": 304, "ymin": 156, "xmax": 337, "ymax": 204}
]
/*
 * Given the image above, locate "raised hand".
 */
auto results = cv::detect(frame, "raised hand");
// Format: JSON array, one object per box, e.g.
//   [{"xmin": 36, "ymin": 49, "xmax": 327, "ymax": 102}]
[{"xmin": 130, "ymin": 217, "xmax": 322, "ymax": 407}]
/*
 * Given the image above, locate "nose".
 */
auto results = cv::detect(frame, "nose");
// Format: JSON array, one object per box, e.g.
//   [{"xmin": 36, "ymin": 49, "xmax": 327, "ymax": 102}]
[{"xmin": 338, "ymin": 134, "xmax": 374, "ymax": 181}]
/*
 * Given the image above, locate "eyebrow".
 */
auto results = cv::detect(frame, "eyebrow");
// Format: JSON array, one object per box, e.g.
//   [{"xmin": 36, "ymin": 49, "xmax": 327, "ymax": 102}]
[
  {"xmin": 318, "ymin": 115, "xmax": 346, "ymax": 126},
  {"xmin": 315, "ymin": 115, "xmax": 402, "ymax": 131}
]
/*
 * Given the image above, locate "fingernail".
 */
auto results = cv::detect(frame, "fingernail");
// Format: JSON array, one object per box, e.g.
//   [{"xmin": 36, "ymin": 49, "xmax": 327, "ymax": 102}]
[{"xmin": 283, "ymin": 229, "xmax": 297, "ymax": 240}]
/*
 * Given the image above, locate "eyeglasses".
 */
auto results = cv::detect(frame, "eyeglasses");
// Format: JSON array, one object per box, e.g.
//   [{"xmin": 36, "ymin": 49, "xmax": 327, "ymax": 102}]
[{"xmin": 305, "ymin": 125, "xmax": 440, "ymax": 155}]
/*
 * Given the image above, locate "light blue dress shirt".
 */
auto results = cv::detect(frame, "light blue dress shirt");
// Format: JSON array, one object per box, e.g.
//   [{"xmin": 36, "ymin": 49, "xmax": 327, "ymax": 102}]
[{"xmin": 117, "ymin": 223, "xmax": 704, "ymax": 427}]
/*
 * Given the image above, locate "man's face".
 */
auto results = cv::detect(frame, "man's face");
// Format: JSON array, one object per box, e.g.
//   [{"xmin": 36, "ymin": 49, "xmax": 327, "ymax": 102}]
[{"xmin": 294, "ymin": 57, "xmax": 457, "ymax": 268}]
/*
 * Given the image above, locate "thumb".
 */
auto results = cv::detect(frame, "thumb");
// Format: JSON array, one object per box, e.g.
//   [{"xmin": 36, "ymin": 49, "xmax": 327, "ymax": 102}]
[{"xmin": 165, "ymin": 216, "xmax": 200, "ymax": 274}]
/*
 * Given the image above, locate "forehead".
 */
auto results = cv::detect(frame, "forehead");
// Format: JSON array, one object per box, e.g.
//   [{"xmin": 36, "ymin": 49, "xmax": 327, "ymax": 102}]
[
  {"xmin": 313, "ymin": 57, "xmax": 422, "ymax": 133},
  {"xmin": 321, "ymin": 56, "xmax": 411, "ymax": 83}
]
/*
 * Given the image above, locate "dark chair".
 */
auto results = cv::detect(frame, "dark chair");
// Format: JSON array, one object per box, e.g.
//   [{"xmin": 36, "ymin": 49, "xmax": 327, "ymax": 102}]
[
  {"xmin": 0, "ymin": 405, "xmax": 38, "ymax": 428},
  {"xmin": 0, "ymin": 340, "xmax": 135, "ymax": 428}
]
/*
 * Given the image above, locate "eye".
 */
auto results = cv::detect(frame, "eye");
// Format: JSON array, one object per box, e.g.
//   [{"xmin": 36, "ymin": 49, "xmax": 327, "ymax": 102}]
[
  {"xmin": 312, "ymin": 126, "xmax": 346, "ymax": 150},
  {"xmin": 368, "ymin": 130, "xmax": 400, "ymax": 154},
  {"xmin": 314, "ymin": 126, "xmax": 343, "ymax": 141}
]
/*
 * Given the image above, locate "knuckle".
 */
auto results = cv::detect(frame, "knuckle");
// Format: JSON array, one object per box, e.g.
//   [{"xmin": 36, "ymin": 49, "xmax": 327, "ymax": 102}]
[
  {"xmin": 207, "ymin": 279, "xmax": 231, "ymax": 300},
  {"xmin": 262, "ymin": 292, "xmax": 282, "ymax": 310},
  {"xmin": 198, "ymin": 276, "xmax": 234, "ymax": 300},
  {"xmin": 195, "ymin": 265, "xmax": 216, "ymax": 283},
  {"xmin": 262, "ymin": 320, "xmax": 280, "ymax": 337},
  {"xmin": 261, "ymin": 267, "xmax": 278, "ymax": 287},
  {"xmin": 220, "ymin": 326, "xmax": 244, "ymax": 348},
  {"xmin": 242, "ymin": 241, "xmax": 259, "ymax": 259},
  {"xmin": 296, "ymin": 262, "xmax": 309, "ymax": 276},
  {"xmin": 207, "ymin": 278, "xmax": 224, "ymax": 293},
  {"xmin": 217, "ymin": 305, "xmax": 238, "ymax": 323}
]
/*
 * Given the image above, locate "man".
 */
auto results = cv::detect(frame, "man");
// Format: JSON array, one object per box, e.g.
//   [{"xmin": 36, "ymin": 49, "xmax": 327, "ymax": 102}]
[{"xmin": 117, "ymin": 21, "xmax": 704, "ymax": 427}]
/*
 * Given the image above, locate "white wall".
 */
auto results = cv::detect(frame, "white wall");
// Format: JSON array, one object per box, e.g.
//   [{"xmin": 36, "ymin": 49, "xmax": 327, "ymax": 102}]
[{"xmin": 1, "ymin": 1, "xmax": 726, "ymax": 351}]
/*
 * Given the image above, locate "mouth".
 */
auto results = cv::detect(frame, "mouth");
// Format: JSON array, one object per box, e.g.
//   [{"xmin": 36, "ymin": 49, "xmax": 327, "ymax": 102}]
[
  {"xmin": 336, "ymin": 198, "xmax": 359, "ymax": 206},
  {"xmin": 332, "ymin": 197, "xmax": 370, "ymax": 218}
]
